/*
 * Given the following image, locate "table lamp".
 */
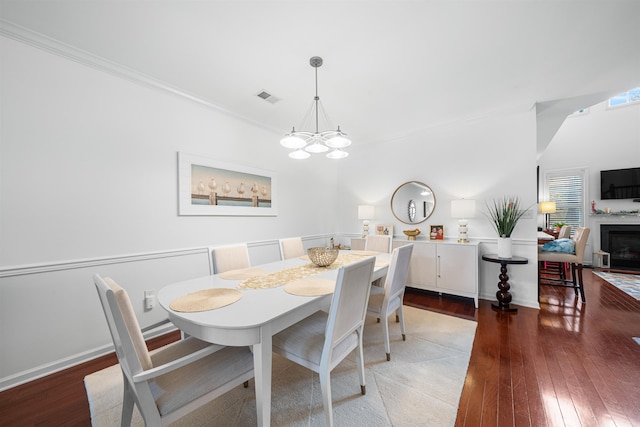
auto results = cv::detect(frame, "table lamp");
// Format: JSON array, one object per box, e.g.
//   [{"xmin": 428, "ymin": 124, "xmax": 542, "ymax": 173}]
[
  {"xmin": 451, "ymin": 199, "xmax": 476, "ymax": 243},
  {"xmin": 539, "ymin": 201, "xmax": 556, "ymax": 230},
  {"xmin": 358, "ymin": 205, "xmax": 375, "ymax": 238}
]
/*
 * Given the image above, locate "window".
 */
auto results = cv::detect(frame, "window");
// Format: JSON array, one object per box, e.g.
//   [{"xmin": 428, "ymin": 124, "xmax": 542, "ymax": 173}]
[
  {"xmin": 608, "ymin": 87, "xmax": 640, "ymax": 108},
  {"xmin": 545, "ymin": 168, "xmax": 587, "ymax": 235}
]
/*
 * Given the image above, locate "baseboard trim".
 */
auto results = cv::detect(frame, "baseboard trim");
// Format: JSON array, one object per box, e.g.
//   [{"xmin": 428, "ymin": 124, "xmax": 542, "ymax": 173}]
[{"xmin": 0, "ymin": 322, "xmax": 177, "ymax": 392}]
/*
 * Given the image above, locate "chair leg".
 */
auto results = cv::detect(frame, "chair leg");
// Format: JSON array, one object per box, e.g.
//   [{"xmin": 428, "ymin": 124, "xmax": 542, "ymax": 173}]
[
  {"xmin": 121, "ymin": 378, "xmax": 135, "ymax": 427},
  {"xmin": 576, "ymin": 263, "xmax": 586, "ymax": 302},
  {"xmin": 570, "ymin": 263, "xmax": 579, "ymax": 296},
  {"xmin": 319, "ymin": 369, "xmax": 334, "ymax": 427},
  {"xmin": 356, "ymin": 330, "xmax": 366, "ymax": 394},
  {"xmin": 398, "ymin": 306, "xmax": 406, "ymax": 341},
  {"xmin": 382, "ymin": 315, "xmax": 391, "ymax": 361}
]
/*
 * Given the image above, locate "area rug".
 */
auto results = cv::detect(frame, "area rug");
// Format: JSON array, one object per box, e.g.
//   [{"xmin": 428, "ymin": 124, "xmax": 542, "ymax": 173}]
[
  {"xmin": 85, "ymin": 306, "xmax": 477, "ymax": 426},
  {"xmin": 593, "ymin": 271, "xmax": 640, "ymax": 300}
]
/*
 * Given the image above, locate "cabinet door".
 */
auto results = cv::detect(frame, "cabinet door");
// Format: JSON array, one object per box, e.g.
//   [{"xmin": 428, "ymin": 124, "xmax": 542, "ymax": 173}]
[
  {"xmin": 436, "ymin": 244, "xmax": 476, "ymax": 293},
  {"xmin": 406, "ymin": 242, "xmax": 437, "ymax": 289}
]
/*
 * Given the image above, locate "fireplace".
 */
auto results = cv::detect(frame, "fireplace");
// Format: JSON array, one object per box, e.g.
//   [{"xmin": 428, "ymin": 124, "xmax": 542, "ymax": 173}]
[{"xmin": 600, "ymin": 224, "xmax": 640, "ymax": 271}]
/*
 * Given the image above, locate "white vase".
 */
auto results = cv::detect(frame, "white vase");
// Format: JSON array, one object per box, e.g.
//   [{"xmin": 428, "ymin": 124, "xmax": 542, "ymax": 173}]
[{"xmin": 497, "ymin": 237, "xmax": 513, "ymax": 259}]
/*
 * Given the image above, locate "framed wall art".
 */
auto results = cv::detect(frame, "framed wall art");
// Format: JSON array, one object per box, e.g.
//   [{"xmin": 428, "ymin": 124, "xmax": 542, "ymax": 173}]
[{"xmin": 178, "ymin": 152, "xmax": 277, "ymax": 216}]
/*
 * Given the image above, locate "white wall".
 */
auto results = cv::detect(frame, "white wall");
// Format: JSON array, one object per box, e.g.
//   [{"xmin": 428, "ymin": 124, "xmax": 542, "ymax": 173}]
[
  {"xmin": 0, "ymin": 37, "xmax": 340, "ymax": 267},
  {"xmin": 538, "ymin": 100, "xmax": 640, "ymax": 255}
]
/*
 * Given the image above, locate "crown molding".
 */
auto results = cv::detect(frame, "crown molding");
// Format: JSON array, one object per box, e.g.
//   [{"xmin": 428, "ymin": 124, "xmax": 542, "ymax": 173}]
[{"xmin": 0, "ymin": 18, "xmax": 280, "ymax": 135}]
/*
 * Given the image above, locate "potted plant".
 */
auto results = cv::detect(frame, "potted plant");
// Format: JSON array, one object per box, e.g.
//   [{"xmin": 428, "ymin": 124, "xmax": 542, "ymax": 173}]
[
  {"xmin": 552, "ymin": 221, "xmax": 566, "ymax": 234},
  {"xmin": 485, "ymin": 196, "xmax": 528, "ymax": 258}
]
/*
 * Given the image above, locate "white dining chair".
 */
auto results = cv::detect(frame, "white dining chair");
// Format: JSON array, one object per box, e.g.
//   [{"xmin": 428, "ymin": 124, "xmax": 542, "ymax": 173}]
[
  {"xmin": 367, "ymin": 244, "xmax": 414, "ymax": 361},
  {"xmin": 211, "ymin": 244, "xmax": 250, "ymax": 274},
  {"xmin": 279, "ymin": 237, "xmax": 305, "ymax": 260},
  {"xmin": 271, "ymin": 256, "xmax": 376, "ymax": 427},
  {"xmin": 364, "ymin": 234, "xmax": 392, "ymax": 253},
  {"xmin": 93, "ymin": 274, "xmax": 254, "ymax": 426}
]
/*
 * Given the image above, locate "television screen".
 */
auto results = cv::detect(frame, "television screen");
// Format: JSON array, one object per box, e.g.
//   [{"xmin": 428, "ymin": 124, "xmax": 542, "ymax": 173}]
[{"xmin": 600, "ymin": 167, "xmax": 640, "ymax": 200}]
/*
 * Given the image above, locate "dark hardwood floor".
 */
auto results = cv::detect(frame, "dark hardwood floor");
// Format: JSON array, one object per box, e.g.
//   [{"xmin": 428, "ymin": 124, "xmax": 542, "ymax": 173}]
[{"xmin": 1, "ymin": 268, "xmax": 639, "ymax": 426}]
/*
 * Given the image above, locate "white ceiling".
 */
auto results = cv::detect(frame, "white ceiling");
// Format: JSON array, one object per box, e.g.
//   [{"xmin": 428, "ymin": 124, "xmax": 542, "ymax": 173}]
[{"xmin": 2, "ymin": 1, "xmax": 639, "ymax": 152}]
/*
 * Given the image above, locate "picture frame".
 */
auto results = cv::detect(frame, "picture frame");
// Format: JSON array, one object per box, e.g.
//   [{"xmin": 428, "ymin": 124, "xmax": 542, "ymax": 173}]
[
  {"xmin": 429, "ymin": 224, "xmax": 444, "ymax": 240},
  {"xmin": 375, "ymin": 224, "xmax": 394, "ymax": 236},
  {"xmin": 178, "ymin": 152, "xmax": 277, "ymax": 216}
]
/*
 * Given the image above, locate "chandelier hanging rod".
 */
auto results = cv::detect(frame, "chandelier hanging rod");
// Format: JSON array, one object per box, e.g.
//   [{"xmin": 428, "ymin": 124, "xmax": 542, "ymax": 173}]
[{"xmin": 280, "ymin": 56, "xmax": 352, "ymax": 160}]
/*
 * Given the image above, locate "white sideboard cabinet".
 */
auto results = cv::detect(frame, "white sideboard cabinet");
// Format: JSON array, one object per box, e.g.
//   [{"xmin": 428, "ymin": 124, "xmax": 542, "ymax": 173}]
[{"xmin": 393, "ymin": 239, "xmax": 479, "ymax": 307}]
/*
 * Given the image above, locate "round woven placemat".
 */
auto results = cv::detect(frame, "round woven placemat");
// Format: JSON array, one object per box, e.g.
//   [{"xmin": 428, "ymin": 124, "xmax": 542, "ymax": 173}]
[
  {"xmin": 219, "ymin": 268, "xmax": 267, "ymax": 280},
  {"xmin": 169, "ymin": 288, "xmax": 243, "ymax": 312},
  {"xmin": 284, "ymin": 278, "xmax": 336, "ymax": 296}
]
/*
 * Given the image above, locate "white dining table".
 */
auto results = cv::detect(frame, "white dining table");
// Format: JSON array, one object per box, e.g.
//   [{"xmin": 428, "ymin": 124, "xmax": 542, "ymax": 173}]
[{"xmin": 157, "ymin": 251, "xmax": 390, "ymax": 427}]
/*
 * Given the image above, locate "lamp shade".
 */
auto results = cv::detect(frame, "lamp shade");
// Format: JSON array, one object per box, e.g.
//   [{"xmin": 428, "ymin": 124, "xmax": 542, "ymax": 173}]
[
  {"xmin": 358, "ymin": 205, "xmax": 375, "ymax": 220},
  {"xmin": 539, "ymin": 201, "xmax": 556, "ymax": 214},
  {"xmin": 451, "ymin": 199, "xmax": 476, "ymax": 219}
]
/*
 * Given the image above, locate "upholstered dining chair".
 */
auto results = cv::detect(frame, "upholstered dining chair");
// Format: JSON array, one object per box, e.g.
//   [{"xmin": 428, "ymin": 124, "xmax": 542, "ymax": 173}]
[
  {"xmin": 279, "ymin": 237, "xmax": 305, "ymax": 260},
  {"xmin": 543, "ymin": 225, "xmax": 572, "ymax": 279},
  {"xmin": 364, "ymin": 234, "xmax": 392, "ymax": 253},
  {"xmin": 367, "ymin": 243, "xmax": 414, "ymax": 361},
  {"xmin": 271, "ymin": 256, "xmax": 376, "ymax": 427},
  {"xmin": 538, "ymin": 227, "xmax": 590, "ymax": 302},
  {"xmin": 211, "ymin": 244, "xmax": 250, "ymax": 274},
  {"xmin": 93, "ymin": 274, "xmax": 254, "ymax": 427}
]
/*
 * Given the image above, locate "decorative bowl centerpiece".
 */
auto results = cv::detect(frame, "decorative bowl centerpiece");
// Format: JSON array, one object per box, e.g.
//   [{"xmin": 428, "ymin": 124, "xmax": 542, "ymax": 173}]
[
  {"xmin": 403, "ymin": 228, "xmax": 421, "ymax": 240},
  {"xmin": 307, "ymin": 247, "xmax": 339, "ymax": 267}
]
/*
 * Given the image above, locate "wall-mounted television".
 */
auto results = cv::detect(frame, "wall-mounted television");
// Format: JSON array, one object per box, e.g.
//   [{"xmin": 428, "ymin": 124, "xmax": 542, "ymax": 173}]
[{"xmin": 600, "ymin": 167, "xmax": 640, "ymax": 200}]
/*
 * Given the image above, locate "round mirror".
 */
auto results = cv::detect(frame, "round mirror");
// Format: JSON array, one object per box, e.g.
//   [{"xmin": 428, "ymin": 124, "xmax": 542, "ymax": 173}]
[{"xmin": 390, "ymin": 181, "xmax": 436, "ymax": 224}]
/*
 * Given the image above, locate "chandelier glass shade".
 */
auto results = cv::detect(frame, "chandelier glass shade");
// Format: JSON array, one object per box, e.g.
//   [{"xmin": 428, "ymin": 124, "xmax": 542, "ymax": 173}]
[{"xmin": 280, "ymin": 56, "xmax": 351, "ymax": 159}]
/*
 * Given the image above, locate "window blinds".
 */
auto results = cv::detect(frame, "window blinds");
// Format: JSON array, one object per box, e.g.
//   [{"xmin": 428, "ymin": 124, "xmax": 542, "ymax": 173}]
[{"xmin": 547, "ymin": 173, "xmax": 585, "ymax": 235}]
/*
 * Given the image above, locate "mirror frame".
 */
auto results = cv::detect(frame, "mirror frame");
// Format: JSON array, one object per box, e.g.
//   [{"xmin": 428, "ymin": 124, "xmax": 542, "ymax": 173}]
[{"xmin": 390, "ymin": 181, "xmax": 436, "ymax": 224}]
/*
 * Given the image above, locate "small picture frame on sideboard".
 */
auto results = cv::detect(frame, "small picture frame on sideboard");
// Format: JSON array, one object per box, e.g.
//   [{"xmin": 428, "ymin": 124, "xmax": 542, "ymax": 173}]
[
  {"xmin": 376, "ymin": 224, "xmax": 393, "ymax": 236},
  {"xmin": 430, "ymin": 225, "xmax": 444, "ymax": 240}
]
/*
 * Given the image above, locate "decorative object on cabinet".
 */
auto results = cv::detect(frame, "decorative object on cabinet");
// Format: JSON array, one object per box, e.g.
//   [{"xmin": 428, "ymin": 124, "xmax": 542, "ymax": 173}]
[
  {"xmin": 451, "ymin": 199, "xmax": 476, "ymax": 243},
  {"xmin": 279, "ymin": 56, "xmax": 351, "ymax": 160},
  {"xmin": 178, "ymin": 152, "xmax": 276, "ymax": 216},
  {"xmin": 358, "ymin": 205, "xmax": 375, "ymax": 238},
  {"xmin": 391, "ymin": 181, "xmax": 436, "ymax": 224},
  {"xmin": 486, "ymin": 196, "xmax": 528, "ymax": 258},
  {"xmin": 539, "ymin": 201, "xmax": 556, "ymax": 230},
  {"xmin": 376, "ymin": 224, "xmax": 393, "ymax": 236},
  {"xmin": 307, "ymin": 247, "xmax": 339, "ymax": 267},
  {"xmin": 429, "ymin": 225, "xmax": 444, "ymax": 240},
  {"xmin": 403, "ymin": 229, "xmax": 421, "ymax": 240}
]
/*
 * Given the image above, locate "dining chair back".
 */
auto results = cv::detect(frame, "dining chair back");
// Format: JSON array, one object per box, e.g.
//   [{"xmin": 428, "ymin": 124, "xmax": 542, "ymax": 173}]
[
  {"xmin": 211, "ymin": 244, "xmax": 250, "ymax": 274},
  {"xmin": 94, "ymin": 274, "xmax": 254, "ymax": 426},
  {"xmin": 367, "ymin": 243, "xmax": 414, "ymax": 360},
  {"xmin": 558, "ymin": 225, "xmax": 571, "ymax": 239},
  {"xmin": 271, "ymin": 256, "xmax": 376, "ymax": 426},
  {"xmin": 279, "ymin": 237, "xmax": 305, "ymax": 260},
  {"xmin": 538, "ymin": 227, "xmax": 590, "ymax": 302},
  {"xmin": 364, "ymin": 235, "xmax": 392, "ymax": 253}
]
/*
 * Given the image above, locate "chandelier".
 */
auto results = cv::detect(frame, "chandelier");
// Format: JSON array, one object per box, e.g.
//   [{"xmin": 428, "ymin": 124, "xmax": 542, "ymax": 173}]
[{"xmin": 280, "ymin": 56, "xmax": 351, "ymax": 159}]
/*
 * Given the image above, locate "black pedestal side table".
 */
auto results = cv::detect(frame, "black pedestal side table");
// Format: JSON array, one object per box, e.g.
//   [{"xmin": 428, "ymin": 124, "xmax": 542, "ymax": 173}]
[{"xmin": 482, "ymin": 254, "xmax": 528, "ymax": 312}]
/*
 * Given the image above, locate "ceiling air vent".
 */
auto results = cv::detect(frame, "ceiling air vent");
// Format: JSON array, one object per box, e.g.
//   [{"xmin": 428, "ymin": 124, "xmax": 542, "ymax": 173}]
[{"xmin": 256, "ymin": 90, "xmax": 280, "ymax": 104}]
